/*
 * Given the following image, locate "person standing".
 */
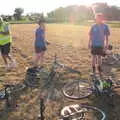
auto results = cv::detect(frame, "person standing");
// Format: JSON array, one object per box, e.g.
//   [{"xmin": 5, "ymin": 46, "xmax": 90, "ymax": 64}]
[
  {"xmin": 88, "ymin": 13, "xmax": 110, "ymax": 73},
  {"xmin": 0, "ymin": 17, "xmax": 16, "ymax": 70},
  {"xmin": 33, "ymin": 19, "xmax": 47, "ymax": 67}
]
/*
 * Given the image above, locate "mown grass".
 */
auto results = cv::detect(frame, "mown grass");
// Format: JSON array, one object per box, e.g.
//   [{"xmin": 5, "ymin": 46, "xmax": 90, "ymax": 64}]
[
  {"xmin": 0, "ymin": 24, "xmax": 120, "ymax": 120},
  {"xmin": 9, "ymin": 20, "xmax": 120, "ymax": 28}
]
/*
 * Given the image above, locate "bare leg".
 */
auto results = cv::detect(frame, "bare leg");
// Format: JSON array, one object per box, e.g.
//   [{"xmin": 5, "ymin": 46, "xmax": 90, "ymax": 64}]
[
  {"xmin": 1, "ymin": 55, "xmax": 8, "ymax": 65},
  {"xmin": 92, "ymin": 55, "xmax": 97, "ymax": 73},
  {"xmin": 5, "ymin": 54, "xmax": 14, "ymax": 63},
  {"xmin": 33, "ymin": 53, "xmax": 41, "ymax": 67},
  {"xmin": 98, "ymin": 55, "xmax": 103, "ymax": 73},
  {"xmin": 98, "ymin": 55, "xmax": 102, "ymax": 66},
  {"xmin": 40, "ymin": 52, "xmax": 45, "ymax": 67}
]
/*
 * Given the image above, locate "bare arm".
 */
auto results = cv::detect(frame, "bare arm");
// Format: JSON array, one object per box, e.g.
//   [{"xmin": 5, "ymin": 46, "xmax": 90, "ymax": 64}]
[
  {"xmin": 88, "ymin": 27, "xmax": 92, "ymax": 49},
  {"xmin": 105, "ymin": 35, "xmax": 109, "ymax": 48},
  {"xmin": 43, "ymin": 26, "xmax": 50, "ymax": 45},
  {"xmin": 105, "ymin": 25, "xmax": 110, "ymax": 49}
]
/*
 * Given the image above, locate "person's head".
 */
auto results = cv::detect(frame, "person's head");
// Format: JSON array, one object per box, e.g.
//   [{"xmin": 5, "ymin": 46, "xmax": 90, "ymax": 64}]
[
  {"xmin": 38, "ymin": 19, "xmax": 45, "ymax": 28},
  {"xmin": 0, "ymin": 17, "xmax": 3, "ymax": 25},
  {"xmin": 95, "ymin": 13, "xmax": 104, "ymax": 24}
]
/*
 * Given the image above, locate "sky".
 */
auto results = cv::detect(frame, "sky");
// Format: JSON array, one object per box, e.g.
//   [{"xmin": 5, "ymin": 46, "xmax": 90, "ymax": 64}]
[{"xmin": 0, "ymin": 0, "xmax": 120, "ymax": 15}]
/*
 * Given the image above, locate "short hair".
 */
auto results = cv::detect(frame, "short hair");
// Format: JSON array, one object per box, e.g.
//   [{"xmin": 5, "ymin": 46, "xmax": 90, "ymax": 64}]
[
  {"xmin": 95, "ymin": 13, "xmax": 104, "ymax": 19},
  {"xmin": 38, "ymin": 19, "xmax": 45, "ymax": 25}
]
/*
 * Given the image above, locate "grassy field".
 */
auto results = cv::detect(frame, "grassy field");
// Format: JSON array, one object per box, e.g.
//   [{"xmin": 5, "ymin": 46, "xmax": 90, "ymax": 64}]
[
  {"xmin": 9, "ymin": 20, "xmax": 120, "ymax": 28},
  {"xmin": 0, "ymin": 24, "xmax": 120, "ymax": 120}
]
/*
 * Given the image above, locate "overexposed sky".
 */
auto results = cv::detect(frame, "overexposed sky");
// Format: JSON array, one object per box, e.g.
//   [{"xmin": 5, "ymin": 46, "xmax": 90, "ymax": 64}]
[{"xmin": 0, "ymin": 0, "xmax": 120, "ymax": 15}]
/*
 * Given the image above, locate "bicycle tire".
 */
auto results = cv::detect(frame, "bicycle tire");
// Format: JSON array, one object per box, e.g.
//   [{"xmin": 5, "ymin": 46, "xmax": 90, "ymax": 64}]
[
  {"xmin": 0, "ymin": 83, "xmax": 26, "ymax": 99},
  {"xmin": 24, "ymin": 67, "xmax": 49, "ymax": 88},
  {"xmin": 62, "ymin": 80, "xmax": 92, "ymax": 100},
  {"xmin": 102, "ymin": 56, "xmax": 117, "ymax": 65},
  {"xmin": 60, "ymin": 104, "xmax": 106, "ymax": 120}
]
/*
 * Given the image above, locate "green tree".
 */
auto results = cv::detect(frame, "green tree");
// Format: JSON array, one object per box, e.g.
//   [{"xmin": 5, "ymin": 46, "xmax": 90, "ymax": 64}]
[
  {"xmin": 14, "ymin": 8, "xmax": 24, "ymax": 20},
  {"xmin": 27, "ymin": 12, "xmax": 44, "ymax": 21}
]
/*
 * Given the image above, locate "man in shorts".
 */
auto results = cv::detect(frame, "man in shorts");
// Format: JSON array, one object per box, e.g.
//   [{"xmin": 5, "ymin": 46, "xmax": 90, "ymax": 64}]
[
  {"xmin": 0, "ymin": 17, "xmax": 16, "ymax": 70},
  {"xmin": 88, "ymin": 13, "xmax": 110, "ymax": 73}
]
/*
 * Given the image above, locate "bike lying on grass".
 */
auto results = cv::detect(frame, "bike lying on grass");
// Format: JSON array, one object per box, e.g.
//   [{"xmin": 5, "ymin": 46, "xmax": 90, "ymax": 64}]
[
  {"xmin": 59, "ymin": 104, "xmax": 106, "ymax": 120},
  {"xmin": 102, "ymin": 53, "xmax": 120, "ymax": 65},
  {"xmin": 102, "ymin": 45, "xmax": 120, "ymax": 65},
  {"xmin": 0, "ymin": 80, "xmax": 26, "ymax": 116},
  {"xmin": 63, "ymin": 73, "xmax": 120, "ymax": 100},
  {"xmin": 24, "ymin": 54, "xmax": 81, "ymax": 88},
  {"xmin": 24, "ymin": 55, "xmax": 108, "ymax": 120},
  {"xmin": 24, "ymin": 55, "xmax": 81, "ymax": 120},
  {"xmin": 62, "ymin": 73, "xmax": 120, "ymax": 120}
]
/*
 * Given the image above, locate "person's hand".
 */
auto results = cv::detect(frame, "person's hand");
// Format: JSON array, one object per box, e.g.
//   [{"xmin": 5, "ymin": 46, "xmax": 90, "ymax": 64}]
[{"xmin": 46, "ymin": 41, "xmax": 50, "ymax": 45}]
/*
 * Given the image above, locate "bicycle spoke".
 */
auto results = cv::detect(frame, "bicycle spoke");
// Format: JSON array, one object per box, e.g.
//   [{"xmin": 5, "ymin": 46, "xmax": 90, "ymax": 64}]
[
  {"xmin": 63, "ymin": 80, "xmax": 92, "ymax": 100},
  {"xmin": 60, "ymin": 104, "xmax": 106, "ymax": 120}
]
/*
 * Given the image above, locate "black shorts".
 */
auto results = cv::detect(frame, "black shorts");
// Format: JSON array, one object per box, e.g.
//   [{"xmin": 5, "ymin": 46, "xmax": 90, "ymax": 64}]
[
  {"xmin": 0, "ymin": 43, "xmax": 11, "ymax": 55},
  {"xmin": 91, "ymin": 47, "xmax": 105, "ymax": 56},
  {"xmin": 35, "ymin": 46, "xmax": 47, "ymax": 53}
]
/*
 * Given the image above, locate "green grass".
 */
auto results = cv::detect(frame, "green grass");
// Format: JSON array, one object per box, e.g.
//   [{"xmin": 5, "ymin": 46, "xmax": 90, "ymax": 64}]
[
  {"xmin": 9, "ymin": 20, "xmax": 35, "ymax": 24},
  {"xmin": 9, "ymin": 20, "xmax": 120, "ymax": 28}
]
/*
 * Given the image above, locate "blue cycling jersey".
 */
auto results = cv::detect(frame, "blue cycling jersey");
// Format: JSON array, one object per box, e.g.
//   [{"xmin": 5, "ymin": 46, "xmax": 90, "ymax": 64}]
[
  {"xmin": 90, "ymin": 23, "xmax": 110, "ymax": 47},
  {"xmin": 35, "ymin": 27, "xmax": 46, "ymax": 47}
]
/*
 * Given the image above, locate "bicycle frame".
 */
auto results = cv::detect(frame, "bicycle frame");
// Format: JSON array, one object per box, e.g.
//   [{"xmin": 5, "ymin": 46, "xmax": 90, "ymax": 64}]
[{"xmin": 38, "ymin": 55, "xmax": 81, "ymax": 119}]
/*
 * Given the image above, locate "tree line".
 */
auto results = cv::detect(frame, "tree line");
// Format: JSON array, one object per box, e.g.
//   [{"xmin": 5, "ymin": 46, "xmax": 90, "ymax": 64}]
[
  {"xmin": 1, "ymin": 3, "xmax": 120, "ymax": 22},
  {"xmin": 47, "ymin": 3, "xmax": 120, "ymax": 23}
]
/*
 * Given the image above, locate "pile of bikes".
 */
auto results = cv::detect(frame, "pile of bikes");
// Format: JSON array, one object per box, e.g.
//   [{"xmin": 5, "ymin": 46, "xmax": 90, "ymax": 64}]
[{"xmin": 0, "ymin": 52, "xmax": 120, "ymax": 120}]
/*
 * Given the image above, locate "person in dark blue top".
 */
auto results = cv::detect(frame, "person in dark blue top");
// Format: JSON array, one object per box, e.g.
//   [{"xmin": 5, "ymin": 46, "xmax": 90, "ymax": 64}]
[
  {"xmin": 33, "ymin": 19, "xmax": 47, "ymax": 67},
  {"xmin": 88, "ymin": 13, "xmax": 110, "ymax": 73}
]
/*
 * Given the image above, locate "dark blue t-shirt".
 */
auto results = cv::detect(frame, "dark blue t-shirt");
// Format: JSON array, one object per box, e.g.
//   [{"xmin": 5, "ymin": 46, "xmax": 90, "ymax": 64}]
[
  {"xmin": 35, "ymin": 27, "xmax": 46, "ymax": 47},
  {"xmin": 90, "ymin": 23, "xmax": 110, "ymax": 47}
]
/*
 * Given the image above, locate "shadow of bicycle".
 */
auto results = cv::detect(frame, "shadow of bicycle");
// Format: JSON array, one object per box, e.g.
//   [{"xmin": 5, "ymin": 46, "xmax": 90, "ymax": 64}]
[{"xmin": 89, "ymin": 87, "xmax": 120, "ymax": 120}]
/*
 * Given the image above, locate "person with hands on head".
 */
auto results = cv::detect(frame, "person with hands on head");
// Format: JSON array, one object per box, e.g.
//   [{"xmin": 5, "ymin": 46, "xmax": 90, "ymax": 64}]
[{"xmin": 88, "ymin": 13, "xmax": 110, "ymax": 73}]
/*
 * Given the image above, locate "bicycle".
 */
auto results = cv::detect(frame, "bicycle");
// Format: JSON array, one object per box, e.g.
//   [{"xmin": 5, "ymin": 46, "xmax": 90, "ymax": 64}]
[
  {"xmin": 62, "ymin": 73, "xmax": 120, "ymax": 100},
  {"xmin": 102, "ymin": 45, "xmax": 120, "ymax": 65},
  {"xmin": 102, "ymin": 53, "xmax": 120, "ymax": 65},
  {"xmin": 0, "ymin": 80, "xmax": 26, "ymax": 116},
  {"xmin": 24, "ymin": 55, "xmax": 81, "ymax": 120},
  {"xmin": 59, "ymin": 103, "xmax": 106, "ymax": 120},
  {"xmin": 24, "ymin": 54, "xmax": 81, "ymax": 89}
]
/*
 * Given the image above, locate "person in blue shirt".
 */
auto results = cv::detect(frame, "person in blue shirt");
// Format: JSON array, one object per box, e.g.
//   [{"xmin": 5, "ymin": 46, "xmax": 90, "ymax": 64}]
[
  {"xmin": 88, "ymin": 13, "xmax": 110, "ymax": 73},
  {"xmin": 33, "ymin": 19, "xmax": 47, "ymax": 67}
]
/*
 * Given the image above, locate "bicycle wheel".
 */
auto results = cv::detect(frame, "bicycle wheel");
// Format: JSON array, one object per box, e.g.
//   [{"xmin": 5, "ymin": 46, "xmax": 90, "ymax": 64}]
[
  {"xmin": 12, "ymin": 83, "xmax": 26, "ymax": 93},
  {"xmin": 102, "ymin": 55, "xmax": 117, "ymax": 65},
  {"xmin": 62, "ymin": 80, "xmax": 92, "ymax": 100},
  {"xmin": 60, "ymin": 104, "xmax": 106, "ymax": 120},
  {"xmin": 24, "ymin": 67, "xmax": 49, "ymax": 87},
  {"xmin": 0, "ymin": 83, "xmax": 25, "ymax": 99}
]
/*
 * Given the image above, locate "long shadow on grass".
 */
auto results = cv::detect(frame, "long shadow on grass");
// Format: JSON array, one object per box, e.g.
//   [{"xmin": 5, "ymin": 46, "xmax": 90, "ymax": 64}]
[{"xmin": 89, "ymin": 90, "xmax": 120, "ymax": 120}]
